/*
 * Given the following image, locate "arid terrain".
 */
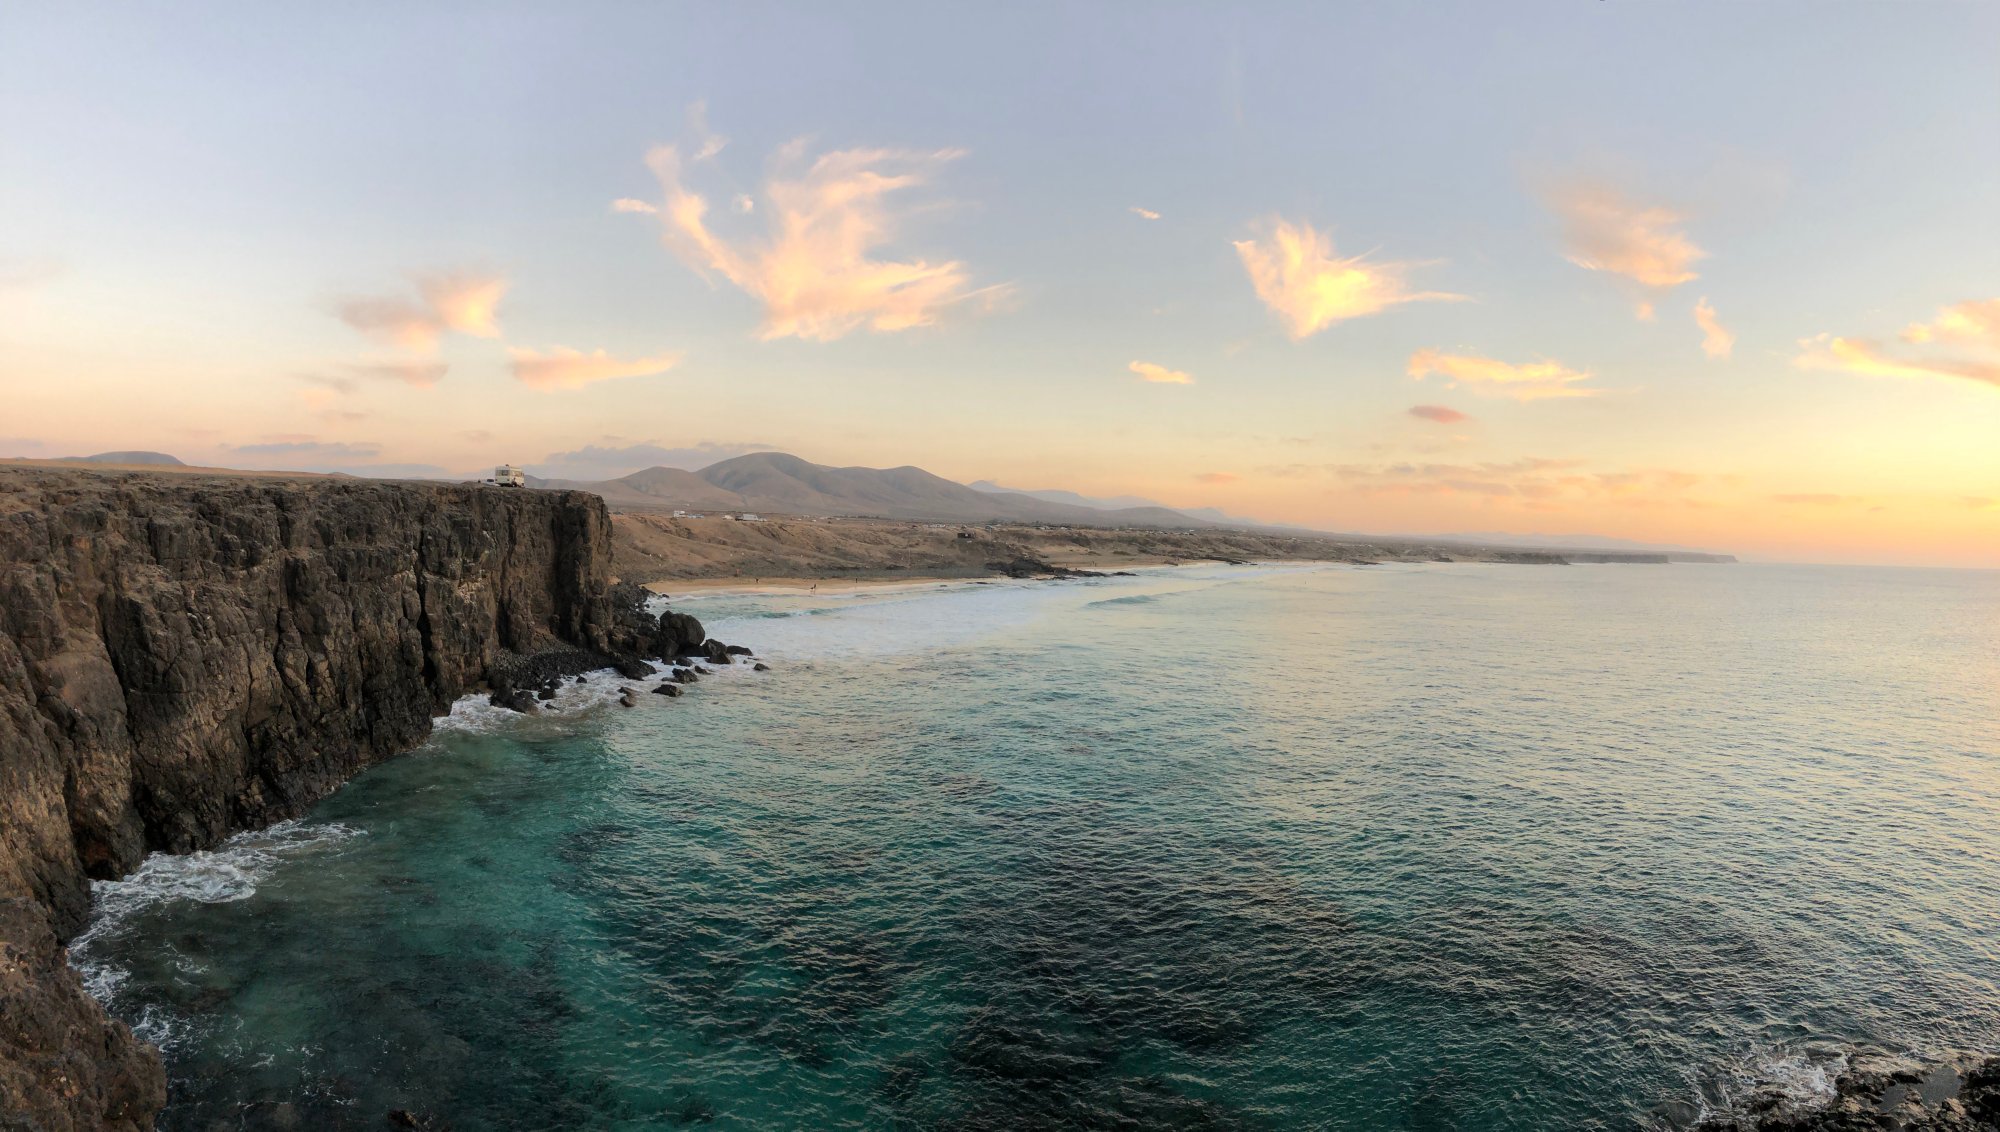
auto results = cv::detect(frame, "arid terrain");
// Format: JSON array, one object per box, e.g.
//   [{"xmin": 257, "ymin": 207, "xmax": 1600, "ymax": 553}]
[{"xmin": 605, "ymin": 511, "xmax": 1611, "ymax": 587}]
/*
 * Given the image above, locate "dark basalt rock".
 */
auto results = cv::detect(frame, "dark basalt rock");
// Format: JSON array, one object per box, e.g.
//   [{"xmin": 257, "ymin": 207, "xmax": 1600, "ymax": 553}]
[
  {"xmin": 652, "ymin": 683, "xmax": 683, "ymax": 697},
  {"xmin": 0, "ymin": 898, "xmax": 163, "ymax": 1130},
  {"xmin": 0, "ymin": 467, "xmax": 675, "ymax": 1130},
  {"xmin": 753, "ymin": 662, "xmax": 771, "ymax": 672},
  {"xmin": 1687, "ymin": 1051, "xmax": 2000, "ymax": 1131},
  {"xmin": 724, "ymin": 644, "xmax": 753, "ymax": 656},
  {"xmin": 673, "ymin": 669, "xmax": 698, "ymax": 684},
  {"xmin": 694, "ymin": 665, "xmax": 714, "ymax": 675},
  {"xmin": 700, "ymin": 637, "xmax": 732, "ymax": 664}
]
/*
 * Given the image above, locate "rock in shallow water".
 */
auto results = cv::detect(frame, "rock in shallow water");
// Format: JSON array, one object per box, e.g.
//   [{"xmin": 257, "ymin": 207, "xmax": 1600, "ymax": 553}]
[{"xmin": 1688, "ymin": 1051, "xmax": 2000, "ymax": 1131}]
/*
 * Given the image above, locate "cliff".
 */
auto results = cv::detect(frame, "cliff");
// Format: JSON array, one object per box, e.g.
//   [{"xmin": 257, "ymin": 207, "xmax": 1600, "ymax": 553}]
[{"xmin": 0, "ymin": 466, "xmax": 691, "ymax": 1129}]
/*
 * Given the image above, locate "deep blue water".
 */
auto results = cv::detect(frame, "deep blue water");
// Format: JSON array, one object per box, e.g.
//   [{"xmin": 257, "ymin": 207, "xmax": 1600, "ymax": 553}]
[{"xmin": 76, "ymin": 563, "xmax": 2000, "ymax": 1130}]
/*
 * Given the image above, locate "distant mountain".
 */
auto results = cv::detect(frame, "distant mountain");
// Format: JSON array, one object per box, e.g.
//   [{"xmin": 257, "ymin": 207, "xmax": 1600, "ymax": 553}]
[
  {"xmin": 1438, "ymin": 531, "xmax": 1726, "ymax": 555},
  {"xmin": 967, "ymin": 480, "xmax": 1167, "ymax": 511},
  {"xmin": 532, "ymin": 451, "xmax": 1219, "ymax": 528},
  {"xmin": 62, "ymin": 451, "xmax": 184, "ymax": 466},
  {"xmin": 971, "ymin": 479, "xmax": 1293, "ymax": 532}
]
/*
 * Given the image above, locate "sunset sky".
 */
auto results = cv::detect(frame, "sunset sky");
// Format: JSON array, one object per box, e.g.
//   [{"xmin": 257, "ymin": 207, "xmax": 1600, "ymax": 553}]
[{"xmin": 3, "ymin": 2, "xmax": 1996, "ymax": 566}]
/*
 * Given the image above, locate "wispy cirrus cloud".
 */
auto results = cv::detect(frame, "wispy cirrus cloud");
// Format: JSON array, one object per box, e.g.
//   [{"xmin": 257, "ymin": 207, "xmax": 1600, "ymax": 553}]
[
  {"xmin": 1772, "ymin": 492, "xmax": 1865, "ymax": 506},
  {"xmin": 1129, "ymin": 206, "xmax": 1161, "ymax": 221},
  {"xmin": 1265, "ymin": 458, "xmax": 1709, "ymax": 512},
  {"xmin": 1129, "ymin": 359, "xmax": 1193, "ymax": 385},
  {"xmin": 1901, "ymin": 299, "xmax": 2000, "ymax": 348},
  {"xmin": 507, "ymin": 346, "xmax": 680, "ymax": 391},
  {"xmin": 1408, "ymin": 404, "xmax": 1470, "ymax": 424},
  {"xmin": 1694, "ymin": 297, "xmax": 1734, "ymax": 359},
  {"xmin": 1195, "ymin": 471, "xmax": 1237, "ymax": 484},
  {"xmin": 230, "ymin": 440, "xmax": 383, "ymax": 460},
  {"xmin": 294, "ymin": 361, "xmax": 448, "ymax": 409},
  {"xmin": 1544, "ymin": 183, "xmax": 1705, "ymax": 319},
  {"xmin": 623, "ymin": 111, "xmax": 1000, "ymax": 342},
  {"xmin": 1800, "ymin": 328, "xmax": 2000, "ymax": 394},
  {"xmin": 1234, "ymin": 218, "xmax": 1463, "ymax": 339},
  {"xmin": 0, "ymin": 257, "xmax": 62, "ymax": 292},
  {"xmin": 335, "ymin": 271, "xmax": 507, "ymax": 352},
  {"xmin": 1407, "ymin": 348, "xmax": 1598, "ymax": 401}
]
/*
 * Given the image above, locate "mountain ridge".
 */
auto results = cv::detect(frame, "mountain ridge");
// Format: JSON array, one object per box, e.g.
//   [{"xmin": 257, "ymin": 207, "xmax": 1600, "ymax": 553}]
[{"xmin": 532, "ymin": 451, "xmax": 1225, "ymax": 529}]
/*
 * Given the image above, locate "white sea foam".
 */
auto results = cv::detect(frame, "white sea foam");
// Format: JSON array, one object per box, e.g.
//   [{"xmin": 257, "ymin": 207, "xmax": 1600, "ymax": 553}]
[
  {"xmin": 72, "ymin": 820, "xmax": 363, "ymax": 1013},
  {"xmin": 1684, "ymin": 1044, "xmax": 1848, "ymax": 1124},
  {"xmin": 687, "ymin": 564, "xmax": 1324, "ymax": 663},
  {"xmin": 431, "ymin": 659, "xmax": 683, "ymax": 734}
]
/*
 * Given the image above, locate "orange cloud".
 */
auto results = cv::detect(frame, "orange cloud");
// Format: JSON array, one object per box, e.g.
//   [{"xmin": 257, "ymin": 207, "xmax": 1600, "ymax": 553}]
[
  {"xmin": 630, "ymin": 127, "xmax": 998, "ymax": 341},
  {"xmin": 1794, "ymin": 334, "xmax": 2000, "ymax": 389},
  {"xmin": 507, "ymin": 346, "xmax": 680, "ymax": 391},
  {"xmin": 1129, "ymin": 206, "xmax": 1161, "ymax": 220},
  {"xmin": 1408, "ymin": 404, "xmax": 1470, "ymax": 424},
  {"xmin": 1546, "ymin": 184, "xmax": 1705, "ymax": 317},
  {"xmin": 1407, "ymin": 349, "xmax": 1597, "ymax": 401},
  {"xmin": 1233, "ymin": 218, "xmax": 1463, "ymax": 339},
  {"xmin": 1129, "ymin": 359, "xmax": 1193, "ymax": 385},
  {"xmin": 1694, "ymin": 297, "xmax": 1734, "ymax": 359},
  {"xmin": 335, "ymin": 271, "xmax": 506, "ymax": 352},
  {"xmin": 347, "ymin": 361, "xmax": 448, "ymax": 387},
  {"xmin": 1901, "ymin": 299, "xmax": 2000, "ymax": 348},
  {"xmin": 1196, "ymin": 471, "xmax": 1238, "ymax": 484},
  {"xmin": 418, "ymin": 273, "xmax": 506, "ymax": 338},
  {"xmin": 335, "ymin": 295, "xmax": 440, "ymax": 352}
]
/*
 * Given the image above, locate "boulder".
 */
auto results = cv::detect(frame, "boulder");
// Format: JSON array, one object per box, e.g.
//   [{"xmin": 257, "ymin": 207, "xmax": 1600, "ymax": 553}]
[
  {"xmin": 655, "ymin": 611, "xmax": 707, "ymax": 659},
  {"xmin": 753, "ymin": 662, "xmax": 771, "ymax": 672},
  {"xmin": 700, "ymin": 637, "xmax": 732, "ymax": 664},
  {"xmin": 488, "ymin": 688, "xmax": 539, "ymax": 715},
  {"xmin": 651, "ymin": 683, "xmax": 683, "ymax": 697},
  {"xmin": 612, "ymin": 657, "xmax": 653, "ymax": 681},
  {"xmin": 724, "ymin": 644, "xmax": 753, "ymax": 656}
]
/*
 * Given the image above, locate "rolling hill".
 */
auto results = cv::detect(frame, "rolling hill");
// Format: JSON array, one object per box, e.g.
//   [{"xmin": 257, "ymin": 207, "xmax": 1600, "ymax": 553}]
[{"xmin": 531, "ymin": 451, "xmax": 1219, "ymax": 528}]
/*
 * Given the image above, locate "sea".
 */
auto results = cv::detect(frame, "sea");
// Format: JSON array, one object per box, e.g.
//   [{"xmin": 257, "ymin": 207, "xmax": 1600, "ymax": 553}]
[{"xmin": 71, "ymin": 562, "xmax": 2000, "ymax": 1130}]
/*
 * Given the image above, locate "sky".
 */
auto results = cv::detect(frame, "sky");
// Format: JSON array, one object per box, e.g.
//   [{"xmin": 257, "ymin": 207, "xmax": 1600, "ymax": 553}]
[{"xmin": 2, "ymin": 2, "xmax": 1997, "ymax": 567}]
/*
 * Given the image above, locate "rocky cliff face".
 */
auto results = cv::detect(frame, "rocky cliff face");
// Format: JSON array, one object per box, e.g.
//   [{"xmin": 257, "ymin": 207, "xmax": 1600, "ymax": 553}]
[{"xmin": 0, "ymin": 467, "xmax": 664, "ymax": 1129}]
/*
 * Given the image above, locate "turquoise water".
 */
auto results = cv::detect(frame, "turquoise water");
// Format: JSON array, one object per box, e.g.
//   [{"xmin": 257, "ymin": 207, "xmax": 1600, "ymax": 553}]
[{"xmin": 77, "ymin": 563, "xmax": 2000, "ymax": 1130}]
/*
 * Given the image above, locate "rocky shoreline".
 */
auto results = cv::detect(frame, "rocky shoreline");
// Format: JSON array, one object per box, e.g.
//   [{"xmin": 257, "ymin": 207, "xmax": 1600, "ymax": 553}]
[
  {"xmin": 1676, "ymin": 1050, "xmax": 2000, "ymax": 1131},
  {"xmin": 0, "ymin": 467, "xmax": 745, "ymax": 1130}
]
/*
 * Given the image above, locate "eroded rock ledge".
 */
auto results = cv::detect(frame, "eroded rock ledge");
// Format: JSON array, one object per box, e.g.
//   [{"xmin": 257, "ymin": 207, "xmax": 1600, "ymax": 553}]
[{"xmin": 0, "ymin": 467, "xmax": 691, "ymax": 1129}]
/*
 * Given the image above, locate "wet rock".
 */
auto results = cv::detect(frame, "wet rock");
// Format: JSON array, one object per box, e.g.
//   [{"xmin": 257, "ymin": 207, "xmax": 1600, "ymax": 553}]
[
  {"xmin": 536, "ymin": 688, "xmax": 557, "ymax": 701},
  {"xmin": 0, "ymin": 466, "xmax": 752, "ymax": 1131},
  {"xmin": 695, "ymin": 665, "xmax": 714, "ymax": 675},
  {"xmin": 489, "ymin": 687, "xmax": 540, "ymax": 715},
  {"xmin": 655, "ymin": 611, "xmax": 707, "ymax": 660},
  {"xmin": 725, "ymin": 644, "xmax": 753, "ymax": 656},
  {"xmin": 612, "ymin": 656, "xmax": 654, "ymax": 681},
  {"xmin": 753, "ymin": 662, "xmax": 771, "ymax": 672},
  {"xmin": 0, "ymin": 898, "xmax": 164, "ymax": 1131},
  {"xmin": 700, "ymin": 637, "xmax": 732, "ymax": 664},
  {"xmin": 575, "ymin": 674, "xmax": 588, "ymax": 684},
  {"xmin": 652, "ymin": 683, "xmax": 683, "ymax": 697},
  {"xmin": 1688, "ymin": 1050, "xmax": 2000, "ymax": 1131},
  {"xmin": 618, "ymin": 692, "xmax": 637, "ymax": 708},
  {"xmin": 673, "ymin": 669, "xmax": 699, "ymax": 684}
]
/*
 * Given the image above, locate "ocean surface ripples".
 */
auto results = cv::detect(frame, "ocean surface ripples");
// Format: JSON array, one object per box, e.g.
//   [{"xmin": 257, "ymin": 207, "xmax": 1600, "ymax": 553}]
[{"xmin": 80, "ymin": 563, "xmax": 2000, "ymax": 1129}]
